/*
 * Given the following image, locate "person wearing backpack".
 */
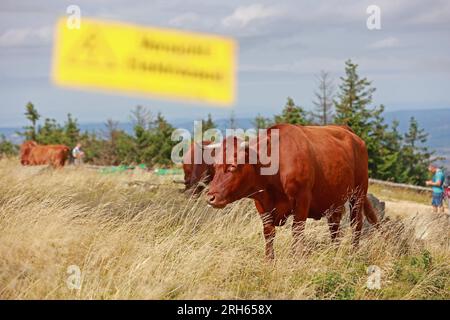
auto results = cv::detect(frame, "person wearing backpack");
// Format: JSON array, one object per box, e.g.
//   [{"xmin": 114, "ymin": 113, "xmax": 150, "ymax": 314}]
[{"xmin": 426, "ymin": 165, "xmax": 445, "ymax": 213}]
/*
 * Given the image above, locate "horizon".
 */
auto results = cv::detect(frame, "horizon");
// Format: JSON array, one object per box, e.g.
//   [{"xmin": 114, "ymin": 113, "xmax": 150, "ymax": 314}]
[{"xmin": 1, "ymin": 105, "xmax": 450, "ymax": 129}]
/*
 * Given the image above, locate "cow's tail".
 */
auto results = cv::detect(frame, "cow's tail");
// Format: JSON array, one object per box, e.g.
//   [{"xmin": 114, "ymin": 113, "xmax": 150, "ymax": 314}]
[{"xmin": 363, "ymin": 196, "xmax": 379, "ymax": 226}]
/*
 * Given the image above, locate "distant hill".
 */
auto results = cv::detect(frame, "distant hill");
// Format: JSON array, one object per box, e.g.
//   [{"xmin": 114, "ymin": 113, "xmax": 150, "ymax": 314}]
[
  {"xmin": 383, "ymin": 109, "xmax": 450, "ymax": 167},
  {"xmin": 2, "ymin": 108, "xmax": 449, "ymax": 165},
  {"xmin": 383, "ymin": 109, "xmax": 450, "ymax": 149}
]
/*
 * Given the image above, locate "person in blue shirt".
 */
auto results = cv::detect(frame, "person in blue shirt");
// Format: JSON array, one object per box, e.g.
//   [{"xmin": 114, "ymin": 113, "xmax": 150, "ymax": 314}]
[
  {"xmin": 425, "ymin": 165, "xmax": 445, "ymax": 213},
  {"xmin": 445, "ymin": 175, "xmax": 450, "ymax": 216}
]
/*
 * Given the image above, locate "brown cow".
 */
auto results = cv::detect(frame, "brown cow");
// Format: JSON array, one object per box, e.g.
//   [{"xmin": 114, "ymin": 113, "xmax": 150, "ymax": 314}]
[
  {"xmin": 20, "ymin": 140, "xmax": 38, "ymax": 165},
  {"xmin": 20, "ymin": 141, "xmax": 70, "ymax": 168},
  {"xmin": 183, "ymin": 141, "xmax": 215, "ymax": 194},
  {"xmin": 206, "ymin": 124, "xmax": 379, "ymax": 259}
]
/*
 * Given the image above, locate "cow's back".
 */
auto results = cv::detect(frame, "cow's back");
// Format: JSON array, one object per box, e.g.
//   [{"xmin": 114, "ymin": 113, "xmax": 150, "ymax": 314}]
[
  {"xmin": 28, "ymin": 144, "xmax": 69, "ymax": 167},
  {"xmin": 274, "ymin": 124, "xmax": 368, "ymax": 218}
]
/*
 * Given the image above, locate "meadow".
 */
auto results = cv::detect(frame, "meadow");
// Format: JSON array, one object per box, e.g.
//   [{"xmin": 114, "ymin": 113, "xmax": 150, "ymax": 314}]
[{"xmin": 0, "ymin": 158, "xmax": 448, "ymax": 299}]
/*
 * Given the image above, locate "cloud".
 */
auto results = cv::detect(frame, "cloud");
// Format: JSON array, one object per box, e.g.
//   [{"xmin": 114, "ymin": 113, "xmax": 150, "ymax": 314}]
[
  {"xmin": 240, "ymin": 57, "xmax": 344, "ymax": 74},
  {"xmin": 0, "ymin": 26, "xmax": 52, "ymax": 47},
  {"xmin": 0, "ymin": 0, "xmax": 449, "ymax": 121},
  {"xmin": 222, "ymin": 4, "xmax": 282, "ymax": 28},
  {"xmin": 369, "ymin": 37, "xmax": 400, "ymax": 49},
  {"xmin": 404, "ymin": 0, "xmax": 450, "ymax": 26},
  {"xmin": 240, "ymin": 56, "xmax": 422, "ymax": 75}
]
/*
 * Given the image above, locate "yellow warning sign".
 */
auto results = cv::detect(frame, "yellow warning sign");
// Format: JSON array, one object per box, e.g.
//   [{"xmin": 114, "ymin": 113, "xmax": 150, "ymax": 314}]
[{"xmin": 52, "ymin": 17, "xmax": 237, "ymax": 106}]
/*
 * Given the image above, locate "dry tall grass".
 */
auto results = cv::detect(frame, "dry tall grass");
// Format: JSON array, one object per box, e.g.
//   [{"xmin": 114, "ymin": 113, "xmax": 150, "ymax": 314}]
[{"xmin": 0, "ymin": 158, "xmax": 448, "ymax": 299}]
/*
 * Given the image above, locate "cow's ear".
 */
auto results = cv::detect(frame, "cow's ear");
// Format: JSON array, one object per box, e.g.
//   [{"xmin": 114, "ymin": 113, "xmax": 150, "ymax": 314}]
[
  {"xmin": 239, "ymin": 140, "xmax": 258, "ymax": 163},
  {"xmin": 241, "ymin": 136, "xmax": 273, "ymax": 163}
]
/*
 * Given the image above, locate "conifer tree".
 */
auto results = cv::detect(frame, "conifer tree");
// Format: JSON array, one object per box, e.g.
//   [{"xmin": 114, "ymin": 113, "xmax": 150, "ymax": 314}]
[
  {"xmin": 22, "ymin": 102, "xmax": 40, "ymax": 141},
  {"xmin": 312, "ymin": 71, "xmax": 334, "ymax": 125},
  {"xmin": 202, "ymin": 113, "xmax": 216, "ymax": 131},
  {"xmin": 64, "ymin": 113, "xmax": 80, "ymax": 147},
  {"xmin": 399, "ymin": 117, "xmax": 432, "ymax": 185},
  {"xmin": 334, "ymin": 60, "xmax": 385, "ymax": 176},
  {"xmin": 252, "ymin": 114, "xmax": 271, "ymax": 129},
  {"xmin": 274, "ymin": 97, "xmax": 308, "ymax": 125},
  {"xmin": 376, "ymin": 120, "xmax": 402, "ymax": 181}
]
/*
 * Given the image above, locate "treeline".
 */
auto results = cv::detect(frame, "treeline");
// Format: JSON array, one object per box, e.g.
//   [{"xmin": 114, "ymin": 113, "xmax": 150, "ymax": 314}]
[
  {"xmin": 0, "ymin": 59, "xmax": 436, "ymax": 185},
  {"xmin": 253, "ymin": 60, "xmax": 435, "ymax": 185},
  {"xmin": 13, "ymin": 104, "xmax": 176, "ymax": 167}
]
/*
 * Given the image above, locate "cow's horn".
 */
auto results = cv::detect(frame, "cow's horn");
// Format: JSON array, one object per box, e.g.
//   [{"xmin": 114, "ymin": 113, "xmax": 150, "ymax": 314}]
[{"xmin": 205, "ymin": 143, "xmax": 222, "ymax": 149}]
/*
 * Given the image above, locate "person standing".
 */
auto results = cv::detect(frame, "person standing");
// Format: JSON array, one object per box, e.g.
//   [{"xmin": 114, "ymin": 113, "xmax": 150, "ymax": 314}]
[
  {"xmin": 72, "ymin": 142, "xmax": 85, "ymax": 166},
  {"xmin": 445, "ymin": 175, "xmax": 450, "ymax": 216},
  {"xmin": 425, "ymin": 165, "xmax": 445, "ymax": 213}
]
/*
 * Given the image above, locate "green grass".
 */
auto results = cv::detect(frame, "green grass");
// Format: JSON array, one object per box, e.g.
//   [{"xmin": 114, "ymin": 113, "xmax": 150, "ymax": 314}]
[{"xmin": 369, "ymin": 183, "xmax": 431, "ymax": 205}]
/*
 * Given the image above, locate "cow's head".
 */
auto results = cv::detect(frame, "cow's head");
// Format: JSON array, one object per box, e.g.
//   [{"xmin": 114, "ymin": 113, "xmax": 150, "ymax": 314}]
[
  {"xmin": 206, "ymin": 137, "xmax": 260, "ymax": 208},
  {"xmin": 183, "ymin": 162, "xmax": 213, "ymax": 194},
  {"xmin": 20, "ymin": 140, "xmax": 37, "ymax": 165},
  {"xmin": 183, "ymin": 141, "xmax": 214, "ymax": 194}
]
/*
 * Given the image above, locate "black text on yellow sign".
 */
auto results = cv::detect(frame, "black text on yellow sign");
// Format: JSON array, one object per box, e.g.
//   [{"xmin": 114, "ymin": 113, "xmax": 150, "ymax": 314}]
[{"xmin": 52, "ymin": 17, "xmax": 237, "ymax": 106}]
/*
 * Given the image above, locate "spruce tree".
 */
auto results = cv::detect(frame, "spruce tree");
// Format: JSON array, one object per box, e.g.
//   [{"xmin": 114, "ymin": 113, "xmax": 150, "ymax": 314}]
[
  {"xmin": 101, "ymin": 119, "xmax": 121, "ymax": 165},
  {"xmin": 253, "ymin": 114, "xmax": 271, "ymax": 129},
  {"xmin": 202, "ymin": 113, "xmax": 216, "ymax": 131},
  {"xmin": 334, "ymin": 60, "xmax": 376, "ymax": 136},
  {"xmin": 131, "ymin": 105, "xmax": 152, "ymax": 130},
  {"xmin": 334, "ymin": 60, "xmax": 385, "ymax": 176},
  {"xmin": 312, "ymin": 71, "xmax": 334, "ymax": 125},
  {"xmin": 274, "ymin": 97, "xmax": 308, "ymax": 125},
  {"xmin": 64, "ymin": 113, "xmax": 80, "ymax": 147},
  {"xmin": 376, "ymin": 119, "xmax": 402, "ymax": 181},
  {"xmin": 400, "ymin": 117, "xmax": 432, "ymax": 185},
  {"xmin": 36, "ymin": 118, "xmax": 64, "ymax": 144},
  {"xmin": 147, "ymin": 113, "xmax": 175, "ymax": 166},
  {"xmin": 22, "ymin": 102, "xmax": 40, "ymax": 141}
]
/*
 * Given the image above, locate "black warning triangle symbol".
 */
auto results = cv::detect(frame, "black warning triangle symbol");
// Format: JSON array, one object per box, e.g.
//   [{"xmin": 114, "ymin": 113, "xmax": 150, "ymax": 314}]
[{"xmin": 66, "ymin": 26, "xmax": 117, "ymax": 70}]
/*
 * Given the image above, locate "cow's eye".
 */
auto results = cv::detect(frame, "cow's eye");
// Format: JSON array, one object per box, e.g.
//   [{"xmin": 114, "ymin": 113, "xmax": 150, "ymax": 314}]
[{"xmin": 227, "ymin": 164, "xmax": 237, "ymax": 172}]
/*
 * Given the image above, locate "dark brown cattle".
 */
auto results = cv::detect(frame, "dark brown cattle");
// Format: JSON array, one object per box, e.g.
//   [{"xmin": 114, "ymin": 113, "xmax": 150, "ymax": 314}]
[
  {"xmin": 206, "ymin": 124, "xmax": 379, "ymax": 259},
  {"xmin": 183, "ymin": 141, "xmax": 215, "ymax": 194},
  {"xmin": 20, "ymin": 141, "xmax": 70, "ymax": 168}
]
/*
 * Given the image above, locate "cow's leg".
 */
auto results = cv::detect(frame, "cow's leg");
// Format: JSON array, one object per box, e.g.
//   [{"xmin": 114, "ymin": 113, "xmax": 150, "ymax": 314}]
[
  {"xmin": 255, "ymin": 200, "xmax": 276, "ymax": 260},
  {"xmin": 349, "ymin": 192, "xmax": 364, "ymax": 247},
  {"xmin": 291, "ymin": 193, "xmax": 311, "ymax": 256},
  {"xmin": 263, "ymin": 220, "xmax": 276, "ymax": 260},
  {"xmin": 327, "ymin": 206, "xmax": 344, "ymax": 243},
  {"xmin": 292, "ymin": 218, "xmax": 306, "ymax": 256}
]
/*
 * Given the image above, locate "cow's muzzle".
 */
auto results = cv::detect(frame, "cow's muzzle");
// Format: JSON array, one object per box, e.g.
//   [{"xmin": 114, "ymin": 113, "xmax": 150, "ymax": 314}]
[{"xmin": 207, "ymin": 193, "xmax": 226, "ymax": 208}]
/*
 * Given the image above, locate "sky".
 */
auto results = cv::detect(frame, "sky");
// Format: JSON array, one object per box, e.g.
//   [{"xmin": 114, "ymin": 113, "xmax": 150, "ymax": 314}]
[{"xmin": 1, "ymin": 0, "xmax": 450, "ymax": 127}]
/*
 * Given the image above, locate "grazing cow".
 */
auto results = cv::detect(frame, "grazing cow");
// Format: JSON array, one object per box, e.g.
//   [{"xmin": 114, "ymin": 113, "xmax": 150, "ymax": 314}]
[
  {"xmin": 20, "ymin": 140, "xmax": 38, "ymax": 165},
  {"xmin": 183, "ymin": 141, "xmax": 215, "ymax": 194},
  {"xmin": 20, "ymin": 141, "xmax": 70, "ymax": 168},
  {"xmin": 206, "ymin": 124, "xmax": 379, "ymax": 259}
]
